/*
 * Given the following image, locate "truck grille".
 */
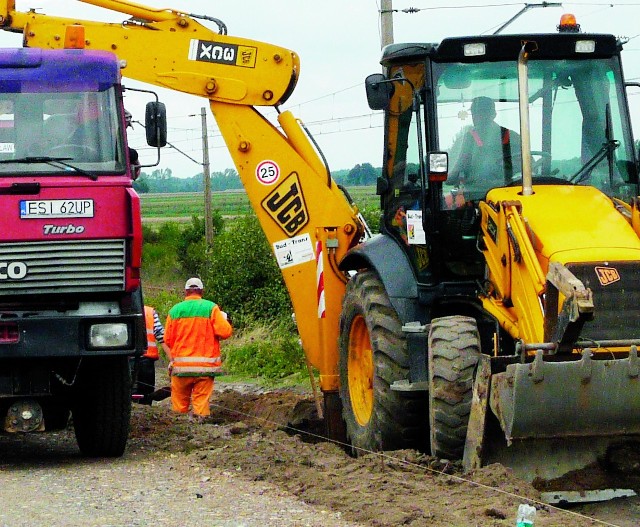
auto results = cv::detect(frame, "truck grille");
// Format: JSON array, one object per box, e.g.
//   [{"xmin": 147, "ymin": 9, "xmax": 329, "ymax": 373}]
[
  {"xmin": 0, "ymin": 239, "xmax": 125, "ymax": 295},
  {"xmin": 567, "ymin": 261, "xmax": 640, "ymax": 341}
]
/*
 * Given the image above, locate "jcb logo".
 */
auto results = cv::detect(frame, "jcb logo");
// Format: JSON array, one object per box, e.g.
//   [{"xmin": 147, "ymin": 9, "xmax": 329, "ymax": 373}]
[
  {"xmin": 595, "ymin": 266, "xmax": 620, "ymax": 286},
  {"xmin": 0, "ymin": 261, "xmax": 27, "ymax": 280},
  {"xmin": 262, "ymin": 172, "xmax": 308, "ymax": 236}
]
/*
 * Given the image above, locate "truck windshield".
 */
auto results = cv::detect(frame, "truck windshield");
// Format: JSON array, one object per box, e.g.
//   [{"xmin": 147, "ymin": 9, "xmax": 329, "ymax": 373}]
[
  {"xmin": 433, "ymin": 57, "xmax": 637, "ymax": 202},
  {"xmin": 0, "ymin": 88, "xmax": 126, "ymax": 176}
]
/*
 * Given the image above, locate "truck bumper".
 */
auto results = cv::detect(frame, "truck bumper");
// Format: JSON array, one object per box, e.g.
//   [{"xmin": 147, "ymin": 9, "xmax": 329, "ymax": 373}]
[{"xmin": 0, "ymin": 313, "xmax": 144, "ymax": 359}]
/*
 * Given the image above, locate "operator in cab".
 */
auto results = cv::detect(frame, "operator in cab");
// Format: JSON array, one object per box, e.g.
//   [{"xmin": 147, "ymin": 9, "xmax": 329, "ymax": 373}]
[{"xmin": 449, "ymin": 96, "xmax": 521, "ymax": 197}]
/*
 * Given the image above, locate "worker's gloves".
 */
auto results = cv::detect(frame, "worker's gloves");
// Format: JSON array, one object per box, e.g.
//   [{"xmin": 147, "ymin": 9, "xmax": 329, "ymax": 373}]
[{"xmin": 168, "ymin": 361, "xmax": 174, "ymax": 376}]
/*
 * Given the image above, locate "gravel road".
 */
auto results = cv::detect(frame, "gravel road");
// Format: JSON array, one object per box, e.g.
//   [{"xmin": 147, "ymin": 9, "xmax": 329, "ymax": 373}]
[{"xmin": 0, "ymin": 430, "xmax": 360, "ymax": 527}]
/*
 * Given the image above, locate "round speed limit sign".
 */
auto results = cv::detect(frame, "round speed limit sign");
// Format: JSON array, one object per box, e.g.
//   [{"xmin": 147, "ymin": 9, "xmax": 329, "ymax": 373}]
[{"xmin": 256, "ymin": 160, "xmax": 280, "ymax": 185}]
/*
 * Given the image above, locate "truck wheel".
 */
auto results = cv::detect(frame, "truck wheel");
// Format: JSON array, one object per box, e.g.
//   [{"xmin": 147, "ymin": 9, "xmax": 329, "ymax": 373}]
[
  {"xmin": 339, "ymin": 270, "xmax": 428, "ymax": 455},
  {"xmin": 428, "ymin": 315, "xmax": 481, "ymax": 460},
  {"xmin": 72, "ymin": 356, "xmax": 132, "ymax": 457}
]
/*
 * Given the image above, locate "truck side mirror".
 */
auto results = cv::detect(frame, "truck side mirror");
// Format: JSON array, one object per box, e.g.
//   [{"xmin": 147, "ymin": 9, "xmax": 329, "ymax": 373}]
[
  {"xmin": 365, "ymin": 73, "xmax": 394, "ymax": 110},
  {"xmin": 145, "ymin": 101, "xmax": 167, "ymax": 147}
]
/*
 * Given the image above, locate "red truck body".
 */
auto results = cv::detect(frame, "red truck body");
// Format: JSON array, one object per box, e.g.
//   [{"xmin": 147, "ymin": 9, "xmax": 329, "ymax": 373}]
[{"xmin": 0, "ymin": 47, "xmax": 145, "ymax": 457}]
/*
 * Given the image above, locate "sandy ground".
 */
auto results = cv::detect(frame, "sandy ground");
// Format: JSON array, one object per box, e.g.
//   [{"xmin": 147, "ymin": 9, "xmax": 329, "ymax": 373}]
[
  {"xmin": 1, "ymin": 375, "xmax": 639, "ymax": 526},
  {"xmin": 126, "ymin": 378, "xmax": 640, "ymax": 527}
]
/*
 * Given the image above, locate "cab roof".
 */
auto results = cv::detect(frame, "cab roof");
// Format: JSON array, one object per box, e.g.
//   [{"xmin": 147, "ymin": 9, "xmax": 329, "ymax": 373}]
[{"xmin": 380, "ymin": 33, "xmax": 620, "ymax": 67}]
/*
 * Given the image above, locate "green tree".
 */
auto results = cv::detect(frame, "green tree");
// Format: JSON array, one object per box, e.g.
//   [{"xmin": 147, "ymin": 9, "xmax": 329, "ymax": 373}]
[
  {"xmin": 133, "ymin": 173, "xmax": 150, "ymax": 193},
  {"xmin": 347, "ymin": 162, "xmax": 377, "ymax": 185},
  {"xmin": 176, "ymin": 214, "xmax": 225, "ymax": 275}
]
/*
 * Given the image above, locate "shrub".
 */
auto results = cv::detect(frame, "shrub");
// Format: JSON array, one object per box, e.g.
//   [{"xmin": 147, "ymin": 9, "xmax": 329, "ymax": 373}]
[
  {"xmin": 201, "ymin": 215, "xmax": 292, "ymax": 328},
  {"xmin": 359, "ymin": 207, "xmax": 381, "ymax": 234},
  {"xmin": 175, "ymin": 214, "xmax": 225, "ymax": 276},
  {"xmin": 142, "ymin": 222, "xmax": 183, "ymax": 284},
  {"xmin": 157, "ymin": 221, "xmax": 184, "ymax": 249},
  {"xmin": 142, "ymin": 288, "xmax": 182, "ymax": 322},
  {"xmin": 142, "ymin": 223, "xmax": 160, "ymax": 244},
  {"xmin": 222, "ymin": 320, "xmax": 306, "ymax": 380}
]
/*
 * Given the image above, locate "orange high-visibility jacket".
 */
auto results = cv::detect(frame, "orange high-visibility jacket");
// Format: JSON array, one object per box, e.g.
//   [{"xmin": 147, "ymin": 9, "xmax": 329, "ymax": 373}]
[
  {"xmin": 144, "ymin": 305, "xmax": 159, "ymax": 360},
  {"xmin": 164, "ymin": 294, "xmax": 233, "ymax": 377}
]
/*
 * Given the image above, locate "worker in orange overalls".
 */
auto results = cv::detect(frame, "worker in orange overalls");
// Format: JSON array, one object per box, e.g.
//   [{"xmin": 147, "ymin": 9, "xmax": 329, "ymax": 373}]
[{"xmin": 164, "ymin": 277, "xmax": 233, "ymax": 420}]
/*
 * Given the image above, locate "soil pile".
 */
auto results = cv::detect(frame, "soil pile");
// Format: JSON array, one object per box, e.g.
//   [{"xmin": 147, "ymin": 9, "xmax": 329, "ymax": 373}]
[{"xmin": 129, "ymin": 381, "xmax": 638, "ymax": 526}]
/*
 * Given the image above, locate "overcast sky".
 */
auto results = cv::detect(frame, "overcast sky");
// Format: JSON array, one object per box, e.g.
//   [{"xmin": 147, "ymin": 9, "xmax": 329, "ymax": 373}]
[{"xmin": 0, "ymin": 0, "xmax": 638, "ymax": 177}]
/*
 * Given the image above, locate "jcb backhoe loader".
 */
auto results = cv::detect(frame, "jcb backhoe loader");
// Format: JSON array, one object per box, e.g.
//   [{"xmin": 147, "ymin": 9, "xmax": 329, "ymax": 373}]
[
  {"xmin": 359, "ymin": 16, "xmax": 640, "ymax": 495},
  {"xmin": 4, "ymin": 1, "xmax": 639, "ymax": 495}
]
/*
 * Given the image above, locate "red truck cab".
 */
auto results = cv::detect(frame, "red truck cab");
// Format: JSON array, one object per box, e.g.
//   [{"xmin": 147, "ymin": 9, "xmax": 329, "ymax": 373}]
[{"xmin": 0, "ymin": 47, "xmax": 156, "ymax": 457}]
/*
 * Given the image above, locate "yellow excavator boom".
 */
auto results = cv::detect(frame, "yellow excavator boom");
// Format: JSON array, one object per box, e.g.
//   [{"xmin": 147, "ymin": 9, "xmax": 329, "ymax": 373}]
[
  {"xmin": 0, "ymin": 0, "xmax": 365, "ymax": 392},
  {"xmin": 0, "ymin": 0, "xmax": 300, "ymax": 107}
]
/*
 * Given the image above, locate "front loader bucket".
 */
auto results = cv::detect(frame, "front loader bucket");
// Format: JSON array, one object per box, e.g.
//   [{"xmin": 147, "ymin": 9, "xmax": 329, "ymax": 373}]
[{"xmin": 464, "ymin": 350, "xmax": 640, "ymax": 490}]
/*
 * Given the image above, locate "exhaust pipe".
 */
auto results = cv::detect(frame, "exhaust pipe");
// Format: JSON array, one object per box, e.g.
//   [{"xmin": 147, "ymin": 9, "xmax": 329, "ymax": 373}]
[{"xmin": 517, "ymin": 41, "xmax": 537, "ymax": 196}]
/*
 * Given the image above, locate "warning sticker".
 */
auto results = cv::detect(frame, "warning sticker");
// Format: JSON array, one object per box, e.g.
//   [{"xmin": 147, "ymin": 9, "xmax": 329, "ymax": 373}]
[
  {"xmin": 273, "ymin": 233, "xmax": 314, "ymax": 269},
  {"xmin": 256, "ymin": 160, "xmax": 280, "ymax": 185},
  {"xmin": 406, "ymin": 210, "xmax": 426, "ymax": 245},
  {"xmin": 188, "ymin": 39, "xmax": 257, "ymax": 68}
]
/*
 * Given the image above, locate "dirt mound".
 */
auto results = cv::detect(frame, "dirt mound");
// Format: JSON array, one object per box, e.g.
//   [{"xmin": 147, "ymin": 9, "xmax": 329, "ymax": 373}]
[{"xmin": 128, "ymin": 382, "xmax": 619, "ymax": 526}]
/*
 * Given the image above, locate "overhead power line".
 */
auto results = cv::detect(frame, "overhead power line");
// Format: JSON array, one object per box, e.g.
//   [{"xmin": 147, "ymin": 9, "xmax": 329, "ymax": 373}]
[
  {"xmin": 385, "ymin": 2, "xmax": 531, "ymax": 13},
  {"xmin": 391, "ymin": 1, "xmax": 640, "ymax": 13}
]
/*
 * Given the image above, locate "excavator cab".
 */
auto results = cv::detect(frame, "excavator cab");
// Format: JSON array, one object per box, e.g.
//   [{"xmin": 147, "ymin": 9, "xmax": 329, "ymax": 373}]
[{"xmin": 368, "ymin": 33, "xmax": 638, "ymax": 286}]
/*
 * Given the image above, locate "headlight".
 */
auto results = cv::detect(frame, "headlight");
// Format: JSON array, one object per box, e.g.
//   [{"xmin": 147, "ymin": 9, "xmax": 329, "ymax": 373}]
[
  {"xmin": 463, "ymin": 43, "xmax": 486, "ymax": 57},
  {"xmin": 88, "ymin": 323, "xmax": 129, "ymax": 349}
]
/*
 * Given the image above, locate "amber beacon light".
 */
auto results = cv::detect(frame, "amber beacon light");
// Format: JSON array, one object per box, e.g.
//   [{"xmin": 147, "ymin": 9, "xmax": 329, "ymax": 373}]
[{"xmin": 558, "ymin": 13, "xmax": 580, "ymax": 33}]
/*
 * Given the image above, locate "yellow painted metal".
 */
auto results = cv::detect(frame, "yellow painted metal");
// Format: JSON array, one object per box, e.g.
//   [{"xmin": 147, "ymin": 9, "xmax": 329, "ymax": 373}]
[
  {"xmin": 79, "ymin": 0, "xmax": 189, "ymax": 22},
  {"xmin": 2, "ymin": 6, "xmax": 300, "ymax": 107},
  {"xmin": 480, "ymin": 185, "xmax": 640, "ymax": 345},
  {"xmin": 0, "ymin": 1, "xmax": 365, "ymax": 393},
  {"xmin": 0, "ymin": 0, "xmax": 13, "ymax": 23},
  {"xmin": 629, "ymin": 198, "xmax": 640, "ymax": 237},
  {"xmin": 383, "ymin": 63, "xmax": 425, "ymax": 183},
  {"xmin": 480, "ymin": 296, "xmax": 521, "ymax": 341},
  {"xmin": 347, "ymin": 314, "xmax": 374, "ymax": 427},
  {"xmin": 480, "ymin": 198, "xmax": 546, "ymax": 343},
  {"xmin": 492, "ymin": 186, "xmax": 640, "ymax": 262},
  {"xmin": 210, "ymin": 102, "xmax": 363, "ymax": 392},
  {"xmin": 278, "ymin": 111, "xmax": 329, "ymax": 185}
]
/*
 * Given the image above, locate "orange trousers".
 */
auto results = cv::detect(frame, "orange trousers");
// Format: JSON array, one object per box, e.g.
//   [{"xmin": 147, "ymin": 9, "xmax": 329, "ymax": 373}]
[{"xmin": 170, "ymin": 376, "xmax": 214, "ymax": 416}]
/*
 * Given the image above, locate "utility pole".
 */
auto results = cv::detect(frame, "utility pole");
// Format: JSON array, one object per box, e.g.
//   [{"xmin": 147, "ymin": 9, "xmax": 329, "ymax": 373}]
[
  {"xmin": 201, "ymin": 107, "xmax": 213, "ymax": 246},
  {"xmin": 380, "ymin": 0, "xmax": 394, "ymax": 49}
]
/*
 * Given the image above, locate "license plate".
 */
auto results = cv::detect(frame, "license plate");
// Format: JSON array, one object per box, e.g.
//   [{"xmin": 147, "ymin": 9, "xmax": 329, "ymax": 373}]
[{"xmin": 20, "ymin": 199, "xmax": 94, "ymax": 218}]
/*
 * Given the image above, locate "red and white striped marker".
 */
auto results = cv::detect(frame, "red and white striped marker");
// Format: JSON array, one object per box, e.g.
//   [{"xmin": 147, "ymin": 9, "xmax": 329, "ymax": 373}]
[{"xmin": 316, "ymin": 240, "xmax": 326, "ymax": 318}]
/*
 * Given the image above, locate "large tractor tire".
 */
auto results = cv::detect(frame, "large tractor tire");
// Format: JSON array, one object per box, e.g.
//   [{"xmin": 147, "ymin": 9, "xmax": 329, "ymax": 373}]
[
  {"xmin": 428, "ymin": 316, "xmax": 481, "ymax": 460},
  {"xmin": 72, "ymin": 356, "xmax": 132, "ymax": 457},
  {"xmin": 338, "ymin": 270, "xmax": 428, "ymax": 455}
]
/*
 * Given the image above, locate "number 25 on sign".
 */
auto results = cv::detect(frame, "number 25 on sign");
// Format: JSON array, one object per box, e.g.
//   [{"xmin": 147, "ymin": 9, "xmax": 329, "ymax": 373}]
[{"xmin": 256, "ymin": 160, "xmax": 280, "ymax": 185}]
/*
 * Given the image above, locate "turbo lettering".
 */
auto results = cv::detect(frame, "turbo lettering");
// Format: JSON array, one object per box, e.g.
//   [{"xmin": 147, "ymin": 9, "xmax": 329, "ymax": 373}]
[
  {"xmin": 262, "ymin": 173, "xmax": 309, "ymax": 236},
  {"xmin": 0, "ymin": 261, "xmax": 27, "ymax": 280},
  {"xmin": 43, "ymin": 224, "xmax": 85, "ymax": 235}
]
